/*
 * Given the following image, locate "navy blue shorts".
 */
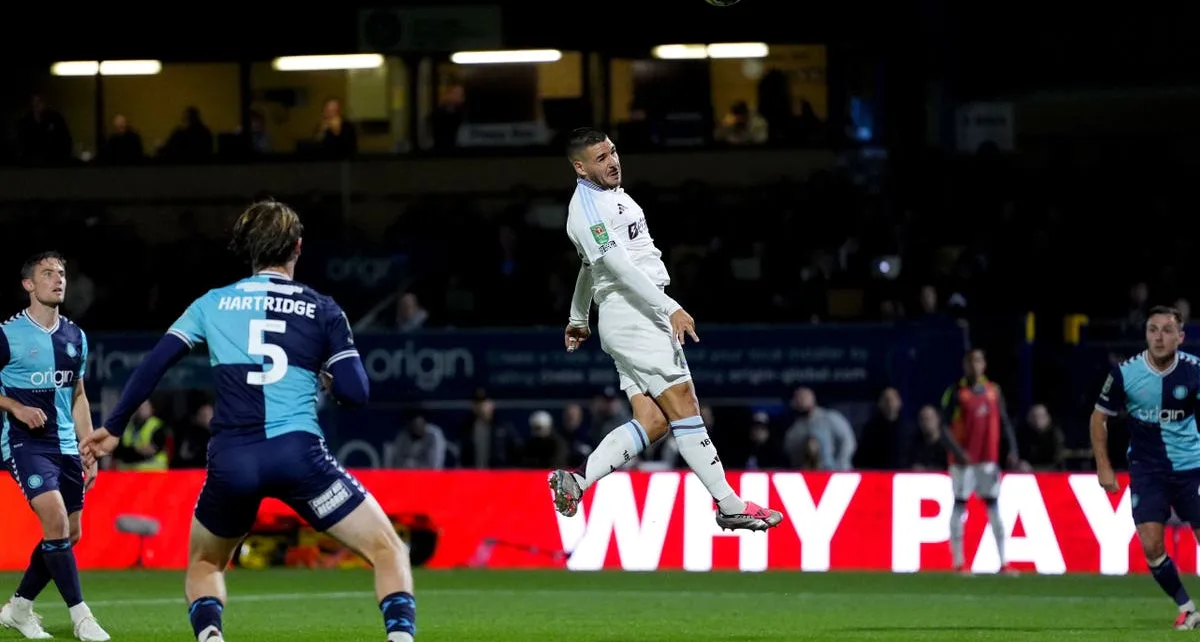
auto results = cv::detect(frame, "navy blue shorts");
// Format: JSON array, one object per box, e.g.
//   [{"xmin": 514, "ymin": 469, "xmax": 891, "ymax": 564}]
[
  {"xmin": 1130, "ymin": 468, "xmax": 1200, "ymax": 525},
  {"xmin": 4, "ymin": 445, "xmax": 84, "ymax": 514},
  {"xmin": 194, "ymin": 432, "xmax": 368, "ymax": 539}
]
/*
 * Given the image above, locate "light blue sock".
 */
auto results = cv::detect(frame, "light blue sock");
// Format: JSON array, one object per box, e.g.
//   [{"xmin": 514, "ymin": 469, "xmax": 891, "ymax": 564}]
[
  {"xmin": 579, "ymin": 420, "xmax": 649, "ymax": 491},
  {"xmin": 670, "ymin": 415, "xmax": 745, "ymax": 515}
]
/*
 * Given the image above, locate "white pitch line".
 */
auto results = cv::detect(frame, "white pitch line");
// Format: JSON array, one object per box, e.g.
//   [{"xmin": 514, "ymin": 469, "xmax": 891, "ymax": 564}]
[{"xmin": 85, "ymin": 588, "xmax": 1164, "ymax": 608}]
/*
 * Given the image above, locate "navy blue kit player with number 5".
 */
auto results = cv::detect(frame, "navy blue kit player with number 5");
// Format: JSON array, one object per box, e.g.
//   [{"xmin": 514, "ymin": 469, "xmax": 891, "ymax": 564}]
[
  {"xmin": 82, "ymin": 200, "xmax": 417, "ymax": 642},
  {"xmin": 1092, "ymin": 305, "xmax": 1200, "ymax": 630}
]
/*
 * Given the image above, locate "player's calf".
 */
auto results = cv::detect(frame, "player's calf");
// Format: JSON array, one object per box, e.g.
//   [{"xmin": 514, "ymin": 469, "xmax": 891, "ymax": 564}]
[
  {"xmin": 654, "ymin": 382, "xmax": 783, "ymax": 531},
  {"xmin": 550, "ymin": 395, "xmax": 668, "ymax": 517},
  {"xmin": 326, "ymin": 496, "xmax": 417, "ymax": 642},
  {"xmin": 186, "ymin": 518, "xmax": 244, "ymax": 642}
]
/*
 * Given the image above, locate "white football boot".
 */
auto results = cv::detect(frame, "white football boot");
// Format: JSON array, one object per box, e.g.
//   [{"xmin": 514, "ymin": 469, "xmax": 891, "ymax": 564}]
[{"xmin": 0, "ymin": 598, "xmax": 53, "ymax": 639}]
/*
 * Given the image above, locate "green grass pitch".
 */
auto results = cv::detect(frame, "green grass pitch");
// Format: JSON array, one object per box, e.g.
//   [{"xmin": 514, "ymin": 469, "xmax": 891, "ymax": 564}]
[{"xmin": 0, "ymin": 569, "xmax": 1188, "ymax": 641}]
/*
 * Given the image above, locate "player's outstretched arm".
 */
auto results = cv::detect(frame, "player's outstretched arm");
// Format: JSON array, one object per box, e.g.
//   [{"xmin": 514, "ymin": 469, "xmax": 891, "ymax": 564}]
[{"xmin": 84, "ymin": 334, "xmax": 191, "ymax": 462}]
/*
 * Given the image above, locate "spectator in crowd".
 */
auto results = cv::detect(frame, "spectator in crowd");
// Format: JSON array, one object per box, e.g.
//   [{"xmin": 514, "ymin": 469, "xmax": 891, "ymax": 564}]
[
  {"xmin": 783, "ymin": 387, "xmax": 856, "ymax": 470},
  {"xmin": 856, "ymin": 387, "xmax": 915, "ymax": 469},
  {"xmin": 588, "ymin": 389, "xmax": 630, "ymax": 447},
  {"xmin": 741, "ymin": 411, "xmax": 787, "ymax": 470},
  {"xmin": 113, "ymin": 400, "xmax": 169, "ymax": 471},
  {"xmin": 172, "ymin": 402, "xmax": 212, "ymax": 469},
  {"xmin": 910, "ymin": 405, "xmax": 948, "ymax": 470},
  {"xmin": 520, "ymin": 411, "xmax": 567, "ymax": 468},
  {"xmin": 559, "ymin": 403, "xmax": 592, "ymax": 469},
  {"xmin": 1019, "ymin": 403, "xmax": 1065, "ymax": 471},
  {"xmin": 458, "ymin": 390, "xmax": 521, "ymax": 468},
  {"xmin": 392, "ymin": 415, "xmax": 447, "ymax": 469}
]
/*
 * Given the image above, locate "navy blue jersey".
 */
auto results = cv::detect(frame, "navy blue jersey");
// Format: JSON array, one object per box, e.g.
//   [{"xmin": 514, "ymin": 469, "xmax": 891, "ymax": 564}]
[
  {"xmin": 0, "ymin": 311, "xmax": 87, "ymax": 459},
  {"xmin": 166, "ymin": 271, "xmax": 357, "ymax": 441},
  {"xmin": 1096, "ymin": 350, "xmax": 1200, "ymax": 473}
]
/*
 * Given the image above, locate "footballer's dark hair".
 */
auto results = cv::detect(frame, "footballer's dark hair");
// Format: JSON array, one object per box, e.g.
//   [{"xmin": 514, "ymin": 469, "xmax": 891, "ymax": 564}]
[
  {"xmin": 20, "ymin": 251, "xmax": 66, "ymax": 280},
  {"xmin": 229, "ymin": 199, "xmax": 304, "ymax": 272},
  {"xmin": 566, "ymin": 127, "xmax": 609, "ymax": 161},
  {"xmin": 1148, "ymin": 305, "xmax": 1184, "ymax": 326}
]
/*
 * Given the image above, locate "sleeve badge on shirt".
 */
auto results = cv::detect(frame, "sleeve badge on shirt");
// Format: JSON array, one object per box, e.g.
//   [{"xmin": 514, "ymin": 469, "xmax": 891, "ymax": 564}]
[
  {"xmin": 1101, "ymin": 374, "xmax": 1113, "ymax": 395},
  {"xmin": 590, "ymin": 223, "xmax": 610, "ymax": 245}
]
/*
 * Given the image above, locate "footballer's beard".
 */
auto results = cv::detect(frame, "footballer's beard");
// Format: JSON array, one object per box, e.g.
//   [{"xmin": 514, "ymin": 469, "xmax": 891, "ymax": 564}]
[{"xmin": 591, "ymin": 166, "xmax": 621, "ymax": 188}]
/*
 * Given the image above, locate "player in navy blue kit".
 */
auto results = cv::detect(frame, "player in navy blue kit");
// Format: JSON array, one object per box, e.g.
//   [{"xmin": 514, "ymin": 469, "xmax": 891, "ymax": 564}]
[
  {"xmin": 0, "ymin": 252, "xmax": 110, "ymax": 641},
  {"xmin": 1092, "ymin": 305, "xmax": 1200, "ymax": 630},
  {"xmin": 82, "ymin": 200, "xmax": 416, "ymax": 642}
]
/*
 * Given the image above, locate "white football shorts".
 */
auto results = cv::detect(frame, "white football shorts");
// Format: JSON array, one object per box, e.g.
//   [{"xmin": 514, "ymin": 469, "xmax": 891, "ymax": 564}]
[
  {"xmin": 950, "ymin": 462, "xmax": 1001, "ymax": 501},
  {"xmin": 596, "ymin": 294, "xmax": 692, "ymax": 400}
]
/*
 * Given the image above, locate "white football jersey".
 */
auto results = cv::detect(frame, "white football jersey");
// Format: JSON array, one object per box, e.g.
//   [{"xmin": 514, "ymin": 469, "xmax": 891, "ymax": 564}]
[{"xmin": 566, "ymin": 179, "xmax": 670, "ymax": 306}]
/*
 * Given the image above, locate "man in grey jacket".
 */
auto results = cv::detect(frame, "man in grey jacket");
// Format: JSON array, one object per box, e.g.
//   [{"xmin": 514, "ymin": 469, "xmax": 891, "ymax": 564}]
[{"xmin": 783, "ymin": 387, "xmax": 857, "ymax": 470}]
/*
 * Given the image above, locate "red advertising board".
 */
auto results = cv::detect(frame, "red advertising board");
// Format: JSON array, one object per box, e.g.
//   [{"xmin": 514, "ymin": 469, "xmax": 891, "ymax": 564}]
[{"xmin": 0, "ymin": 470, "xmax": 1181, "ymax": 574}]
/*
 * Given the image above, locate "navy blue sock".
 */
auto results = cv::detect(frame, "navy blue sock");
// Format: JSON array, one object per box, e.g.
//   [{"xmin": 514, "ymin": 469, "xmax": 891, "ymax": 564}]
[
  {"xmin": 380, "ymin": 592, "xmax": 416, "ymax": 637},
  {"xmin": 189, "ymin": 597, "xmax": 224, "ymax": 640},
  {"xmin": 14, "ymin": 540, "xmax": 51, "ymax": 600},
  {"xmin": 39, "ymin": 539, "xmax": 82, "ymax": 607},
  {"xmin": 1150, "ymin": 556, "xmax": 1191, "ymax": 607}
]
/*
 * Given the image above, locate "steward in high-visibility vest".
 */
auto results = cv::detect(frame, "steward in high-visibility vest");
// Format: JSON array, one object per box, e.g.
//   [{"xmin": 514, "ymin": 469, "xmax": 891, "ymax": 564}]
[{"xmin": 117, "ymin": 415, "xmax": 169, "ymax": 471}]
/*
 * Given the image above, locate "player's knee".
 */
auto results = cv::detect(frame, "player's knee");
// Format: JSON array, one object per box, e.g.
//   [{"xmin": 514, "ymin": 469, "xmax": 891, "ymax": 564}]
[
  {"xmin": 35, "ymin": 509, "xmax": 69, "ymax": 540},
  {"xmin": 68, "ymin": 523, "xmax": 82, "ymax": 546},
  {"xmin": 656, "ymin": 381, "xmax": 699, "ymax": 421},
  {"xmin": 637, "ymin": 410, "xmax": 669, "ymax": 443},
  {"xmin": 1142, "ymin": 540, "xmax": 1167, "ymax": 561}
]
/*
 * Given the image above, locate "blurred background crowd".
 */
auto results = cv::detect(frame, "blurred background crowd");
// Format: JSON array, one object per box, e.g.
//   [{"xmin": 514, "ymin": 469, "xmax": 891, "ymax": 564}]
[{"xmin": 1, "ymin": 1, "xmax": 1194, "ymax": 478}]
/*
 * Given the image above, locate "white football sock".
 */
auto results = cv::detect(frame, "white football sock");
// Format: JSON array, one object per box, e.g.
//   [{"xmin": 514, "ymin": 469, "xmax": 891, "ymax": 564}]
[
  {"xmin": 577, "ymin": 420, "xmax": 649, "ymax": 491},
  {"xmin": 670, "ymin": 416, "xmax": 745, "ymax": 515},
  {"xmin": 387, "ymin": 633, "xmax": 414, "ymax": 642},
  {"xmin": 68, "ymin": 602, "xmax": 91, "ymax": 626},
  {"xmin": 950, "ymin": 501, "xmax": 967, "ymax": 568},
  {"xmin": 986, "ymin": 501, "xmax": 1006, "ymax": 565}
]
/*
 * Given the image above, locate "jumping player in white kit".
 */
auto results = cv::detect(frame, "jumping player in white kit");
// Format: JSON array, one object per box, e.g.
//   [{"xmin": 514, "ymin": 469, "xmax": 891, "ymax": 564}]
[{"xmin": 548, "ymin": 127, "xmax": 783, "ymax": 532}]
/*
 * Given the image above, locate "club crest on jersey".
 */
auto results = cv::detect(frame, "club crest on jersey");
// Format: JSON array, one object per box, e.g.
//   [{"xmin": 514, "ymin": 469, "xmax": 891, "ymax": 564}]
[
  {"xmin": 65, "ymin": 343, "xmax": 77, "ymax": 358},
  {"xmin": 590, "ymin": 223, "xmax": 610, "ymax": 245},
  {"xmin": 1175, "ymin": 385, "xmax": 1189, "ymax": 400}
]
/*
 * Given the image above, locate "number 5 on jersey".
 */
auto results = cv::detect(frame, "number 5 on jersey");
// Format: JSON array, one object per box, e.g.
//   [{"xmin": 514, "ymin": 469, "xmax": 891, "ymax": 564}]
[{"xmin": 247, "ymin": 319, "xmax": 288, "ymax": 385}]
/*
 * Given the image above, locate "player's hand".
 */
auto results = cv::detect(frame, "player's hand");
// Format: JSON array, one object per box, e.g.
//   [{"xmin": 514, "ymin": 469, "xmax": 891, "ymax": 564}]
[
  {"xmin": 1097, "ymin": 466, "xmax": 1120, "ymax": 494},
  {"xmin": 564, "ymin": 324, "xmax": 590, "ymax": 352},
  {"xmin": 82, "ymin": 428, "xmax": 120, "ymax": 463},
  {"xmin": 319, "ymin": 370, "xmax": 333, "ymax": 392},
  {"xmin": 12, "ymin": 404, "xmax": 46, "ymax": 430},
  {"xmin": 83, "ymin": 459, "xmax": 98, "ymax": 493},
  {"xmin": 669, "ymin": 308, "xmax": 699, "ymax": 345}
]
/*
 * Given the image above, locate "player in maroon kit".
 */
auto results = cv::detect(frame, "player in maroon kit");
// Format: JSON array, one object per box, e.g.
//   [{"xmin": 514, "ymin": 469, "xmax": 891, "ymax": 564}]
[{"xmin": 940, "ymin": 349, "xmax": 1020, "ymax": 574}]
